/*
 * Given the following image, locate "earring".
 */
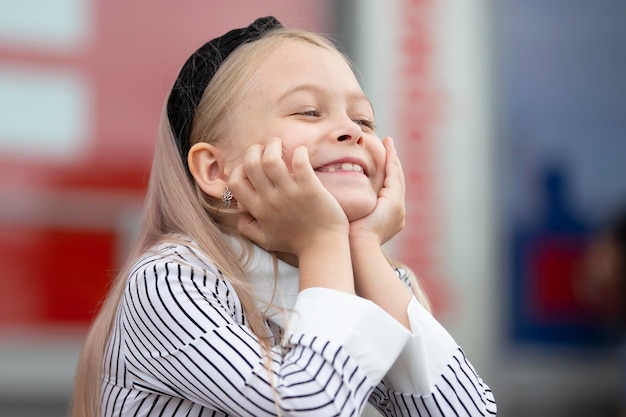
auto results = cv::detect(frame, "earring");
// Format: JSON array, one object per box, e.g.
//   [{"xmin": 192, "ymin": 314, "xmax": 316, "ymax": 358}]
[{"xmin": 221, "ymin": 185, "xmax": 233, "ymax": 208}]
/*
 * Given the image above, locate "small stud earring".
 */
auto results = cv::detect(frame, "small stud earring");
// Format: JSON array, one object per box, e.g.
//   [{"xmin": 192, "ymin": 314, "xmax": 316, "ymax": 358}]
[{"xmin": 221, "ymin": 185, "xmax": 233, "ymax": 208}]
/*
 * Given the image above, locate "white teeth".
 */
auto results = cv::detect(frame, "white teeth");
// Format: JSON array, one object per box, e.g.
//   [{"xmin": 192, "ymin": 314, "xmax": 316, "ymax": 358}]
[
  {"xmin": 318, "ymin": 163, "xmax": 364, "ymax": 173},
  {"xmin": 341, "ymin": 163, "xmax": 359, "ymax": 172}
]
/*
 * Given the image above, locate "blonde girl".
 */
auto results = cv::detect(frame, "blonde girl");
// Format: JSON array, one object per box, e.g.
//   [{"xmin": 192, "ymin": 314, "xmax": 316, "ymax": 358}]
[{"xmin": 71, "ymin": 16, "xmax": 496, "ymax": 417}]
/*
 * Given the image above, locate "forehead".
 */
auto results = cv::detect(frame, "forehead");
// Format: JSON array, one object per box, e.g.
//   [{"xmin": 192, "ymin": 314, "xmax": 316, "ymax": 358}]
[{"xmin": 249, "ymin": 40, "xmax": 362, "ymax": 96}]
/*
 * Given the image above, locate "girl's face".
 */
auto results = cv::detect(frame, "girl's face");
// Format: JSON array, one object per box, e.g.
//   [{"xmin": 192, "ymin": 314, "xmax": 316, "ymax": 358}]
[{"xmin": 226, "ymin": 40, "xmax": 386, "ymax": 222}]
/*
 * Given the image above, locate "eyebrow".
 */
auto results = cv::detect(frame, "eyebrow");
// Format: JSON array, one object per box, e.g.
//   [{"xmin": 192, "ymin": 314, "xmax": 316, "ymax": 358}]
[{"xmin": 278, "ymin": 83, "xmax": 374, "ymax": 110}]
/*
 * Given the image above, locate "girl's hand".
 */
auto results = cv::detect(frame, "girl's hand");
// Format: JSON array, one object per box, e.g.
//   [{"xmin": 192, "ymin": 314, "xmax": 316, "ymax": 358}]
[
  {"xmin": 348, "ymin": 137, "xmax": 412, "ymax": 327},
  {"xmin": 229, "ymin": 138, "xmax": 349, "ymax": 255},
  {"xmin": 349, "ymin": 137, "xmax": 406, "ymax": 245}
]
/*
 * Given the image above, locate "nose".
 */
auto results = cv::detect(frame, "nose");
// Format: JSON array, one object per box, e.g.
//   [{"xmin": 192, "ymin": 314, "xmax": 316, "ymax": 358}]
[{"xmin": 334, "ymin": 115, "xmax": 364, "ymax": 145}]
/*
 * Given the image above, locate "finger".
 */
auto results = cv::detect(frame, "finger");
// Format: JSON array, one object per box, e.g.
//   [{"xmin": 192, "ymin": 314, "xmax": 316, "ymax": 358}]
[
  {"xmin": 383, "ymin": 137, "xmax": 401, "ymax": 171},
  {"xmin": 383, "ymin": 137, "xmax": 405, "ymax": 191},
  {"xmin": 237, "ymin": 211, "xmax": 266, "ymax": 245},
  {"xmin": 243, "ymin": 144, "xmax": 274, "ymax": 193},
  {"xmin": 290, "ymin": 146, "xmax": 319, "ymax": 188},
  {"xmin": 262, "ymin": 138, "xmax": 292, "ymax": 188},
  {"xmin": 238, "ymin": 209, "xmax": 275, "ymax": 250},
  {"xmin": 384, "ymin": 137, "xmax": 406, "ymax": 215},
  {"xmin": 228, "ymin": 163, "xmax": 256, "ymax": 210}
]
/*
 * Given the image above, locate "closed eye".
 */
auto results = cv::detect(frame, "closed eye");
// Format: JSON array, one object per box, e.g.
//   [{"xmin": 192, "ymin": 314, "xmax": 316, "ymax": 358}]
[
  {"xmin": 354, "ymin": 118, "xmax": 376, "ymax": 131},
  {"xmin": 294, "ymin": 110, "xmax": 321, "ymax": 117}
]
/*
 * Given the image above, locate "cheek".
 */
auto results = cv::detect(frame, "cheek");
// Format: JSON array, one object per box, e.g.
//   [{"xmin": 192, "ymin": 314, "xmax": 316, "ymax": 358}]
[
  {"xmin": 273, "ymin": 128, "xmax": 312, "ymax": 171},
  {"xmin": 219, "ymin": 141, "xmax": 248, "ymax": 177}
]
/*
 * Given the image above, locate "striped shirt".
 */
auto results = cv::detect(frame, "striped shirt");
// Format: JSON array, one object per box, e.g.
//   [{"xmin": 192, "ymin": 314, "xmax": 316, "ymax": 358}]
[{"xmin": 102, "ymin": 240, "xmax": 496, "ymax": 416}]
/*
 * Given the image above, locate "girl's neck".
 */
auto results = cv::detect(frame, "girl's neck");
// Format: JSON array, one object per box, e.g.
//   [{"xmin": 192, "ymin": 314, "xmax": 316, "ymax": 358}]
[{"xmin": 276, "ymin": 251, "xmax": 298, "ymax": 268}]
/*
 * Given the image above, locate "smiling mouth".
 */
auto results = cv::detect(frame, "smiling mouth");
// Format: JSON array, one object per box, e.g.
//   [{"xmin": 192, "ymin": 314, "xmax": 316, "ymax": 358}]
[{"xmin": 315, "ymin": 163, "xmax": 365, "ymax": 174}]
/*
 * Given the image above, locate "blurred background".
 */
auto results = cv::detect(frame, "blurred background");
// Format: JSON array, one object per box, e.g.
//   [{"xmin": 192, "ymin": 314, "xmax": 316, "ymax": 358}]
[{"xmin": 1, "ymin": 0, "xmax": 625, "ymax": 416}]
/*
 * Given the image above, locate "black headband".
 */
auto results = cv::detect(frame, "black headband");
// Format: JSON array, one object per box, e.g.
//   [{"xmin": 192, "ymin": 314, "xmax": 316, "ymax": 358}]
[{"xmin": 166, "ymin": 16, "xmax": 283, "ymax": 167}]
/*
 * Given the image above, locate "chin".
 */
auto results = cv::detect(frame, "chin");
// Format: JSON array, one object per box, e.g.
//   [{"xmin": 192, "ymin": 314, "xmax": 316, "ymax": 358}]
[
  {"xmin": 338, "ymin": 198, "xmax": 377, "ymax": 222},
  {"xmin": 324, "ymin": 183, "xmax": 379, "ymax": 222}
]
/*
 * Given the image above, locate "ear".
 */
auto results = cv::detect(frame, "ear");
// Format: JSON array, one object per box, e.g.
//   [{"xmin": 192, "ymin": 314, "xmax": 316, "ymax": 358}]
[{"xmin": 187, "ymin": 142, "xmax": 227, "ymax": 199}]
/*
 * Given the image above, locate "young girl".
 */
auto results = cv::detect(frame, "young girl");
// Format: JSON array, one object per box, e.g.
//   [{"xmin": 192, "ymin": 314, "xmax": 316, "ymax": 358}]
[{"xmin": 71, "ymin": 16, "xmax": 496, "ymax": 417}]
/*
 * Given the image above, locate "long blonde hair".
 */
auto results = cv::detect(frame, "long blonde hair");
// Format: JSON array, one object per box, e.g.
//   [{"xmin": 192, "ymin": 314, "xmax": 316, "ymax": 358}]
[{"xmin": 70, "ymin": 27, "xmax": 430, "ymax": 417}]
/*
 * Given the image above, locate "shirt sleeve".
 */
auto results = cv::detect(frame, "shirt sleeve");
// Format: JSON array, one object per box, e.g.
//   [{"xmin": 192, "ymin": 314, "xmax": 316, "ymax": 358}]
[
  {"xmin": 284, "ymin": 288, "xmax": 412, "ymax": 385},
  {"xmin": 384, "ymin": 297, "xmax": 458, "ymax": 394},
  {"xmin": 366, "ymin": 270, "xmax": 497, "ymax": 416},
  {"xmin": 120, "ymin": 258, "xmax": 411, "ymax": 417}
]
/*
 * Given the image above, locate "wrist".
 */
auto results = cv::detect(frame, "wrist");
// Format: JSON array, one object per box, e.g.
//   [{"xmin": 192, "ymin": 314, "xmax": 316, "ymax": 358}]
[
  {"xmin": 297, "ymin": 225, "xmax": 349, "ymax": 254},
  {"xmin": 298, "ymin": 230, "xmax": 354, "ymax": 293},
  {"xmin": 349, "ymin": 230, "xmax": 383, "ymax": 248}
]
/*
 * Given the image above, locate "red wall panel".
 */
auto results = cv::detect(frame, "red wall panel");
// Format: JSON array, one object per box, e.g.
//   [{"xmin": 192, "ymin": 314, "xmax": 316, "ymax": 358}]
[{"xmin": 0, "ymin": 2, "xmax": 330, "ymax": 329}]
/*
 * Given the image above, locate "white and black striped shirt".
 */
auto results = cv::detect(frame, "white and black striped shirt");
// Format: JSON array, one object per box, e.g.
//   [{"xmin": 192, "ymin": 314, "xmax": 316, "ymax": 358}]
[{"xmin": 102, "ymin": 240, "xmax": 496, "ymax": 416}]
